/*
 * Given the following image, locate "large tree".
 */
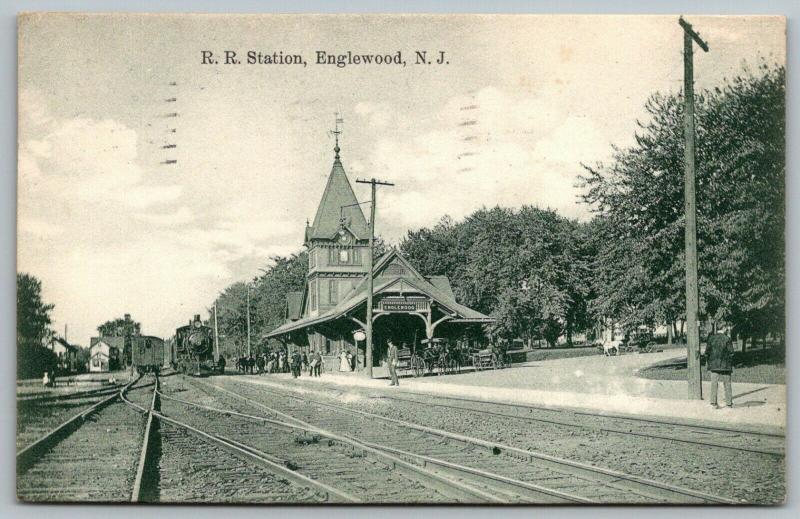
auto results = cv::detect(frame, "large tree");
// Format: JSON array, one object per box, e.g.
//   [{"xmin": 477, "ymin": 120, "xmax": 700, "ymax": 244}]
[
  {"xmin": 17, "ymin": 273, "xmax": 54, "ymax": 348},
  {"xmin": 210, "ymin": 251, "xmax": 309, "ymax": 357},
  {"xmin": 17, "ymin": 273, "xmax": 57, "ymax": 378},
  {"xmin": 401, "ymin": 206, "xmax": 596, "ymax": 347},
  {"xmin": 97, "ymin": 315, "xmax": 141, "ymax": 337},
  {"xmin": 580, "ymin": 63, "xmax": 785, "ymax": 344}
]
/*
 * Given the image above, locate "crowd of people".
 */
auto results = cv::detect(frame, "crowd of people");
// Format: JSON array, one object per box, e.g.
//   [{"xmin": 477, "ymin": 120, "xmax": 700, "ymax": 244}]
[{"xmin": 236, "ymin": 348, "xmax": 325, "ymax": 378}]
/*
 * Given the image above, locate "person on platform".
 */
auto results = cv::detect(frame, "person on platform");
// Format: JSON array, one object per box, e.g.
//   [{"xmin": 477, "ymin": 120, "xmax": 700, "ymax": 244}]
[
  {"xmin": 387, "ymin": 340, "xmax": 399, "ymax": 387},
  {"xmin": 312, "ymin": 351, "xmax": 323, "ymax": 377},
  {"xmin": 346, "ymin": 350, "xmax": 354, "ymax": 371},
  {"xmin": 290, "ymin": 350, "xmax": 302, "ymax": 378},
  {"xmin": 218, "ymin": 355, "xmax": 226, "ymax": 374},
  {"xmin": 706, "ymin": 326, "xmax": 735, "ymax": 409},
  {"xmin": 339, "ymin": 349, "xmax": 350, "ymax": 372},
  {"xmin": 42, "ymin": 370, "xmax": 50, "ymax": 388},
  {"xmin": 301, "ymin": 351, "xmax": 309, "ymax": 374}
]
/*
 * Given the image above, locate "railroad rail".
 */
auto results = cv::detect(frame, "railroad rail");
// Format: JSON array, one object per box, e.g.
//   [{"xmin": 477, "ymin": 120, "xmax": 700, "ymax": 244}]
[
  {"xmin": 161, "ymin": 383, "xmax": 592, "ymax": 504},
  {"xmin": 189, "ymin": 377, "xmax": 740, "ymax": 504},
  {"xmin": 17, "ymin": 384, "xmax": 122, "ymax": 404},
  {"xmin": 17, "ymin": 376, "xmax": 153, "ymax": 502},
  {"xmin": 131, "ymin": 376, "xmax": 354, "ymax": 502},
  {"xmin": 372, "ymin": 393, "xmax": 785, "ymax": 457}
]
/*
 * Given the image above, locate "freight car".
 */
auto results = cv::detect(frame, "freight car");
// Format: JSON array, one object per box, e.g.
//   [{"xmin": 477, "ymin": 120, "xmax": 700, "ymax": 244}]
[
  {"xmin": 175, "ymin": 315, "xmax": 221, "ymax": 376},
  {"xmin": 131, "ymin": 335, "xmax": 165, "ymax": 375}
]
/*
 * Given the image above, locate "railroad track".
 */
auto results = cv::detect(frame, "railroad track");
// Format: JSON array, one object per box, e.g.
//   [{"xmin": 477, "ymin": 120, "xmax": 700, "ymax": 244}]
[
  {"xmin": 16, "ymin": 376, "xmax": 152, "ymax": 502},
  {"xmin": 370, "ymin": 392, "xmax": 786, "ymax": 457},
  {"xmin": 186, "ymin": 376, "xmax": 740, "ymax": 504},
  {"xmin": 158, "ymin": 376, "xmax": 582, "ymax": 503},
  {"xmin": 17, "ymin": 391, "xmax": 123, "ymax": 451},
  {"xmin": 144, "ymin": 376, "xmax": 356, "ymax": 502}
]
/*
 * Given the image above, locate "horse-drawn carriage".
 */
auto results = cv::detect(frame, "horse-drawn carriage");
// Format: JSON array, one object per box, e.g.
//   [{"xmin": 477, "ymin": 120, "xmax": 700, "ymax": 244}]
[
  {"xmin": 469, "ymin": 343, "xmax": 508, "ymax": 371},
  {"xmin": 395, "ymin": 338, "xmax": 468, "ymax": 377}
]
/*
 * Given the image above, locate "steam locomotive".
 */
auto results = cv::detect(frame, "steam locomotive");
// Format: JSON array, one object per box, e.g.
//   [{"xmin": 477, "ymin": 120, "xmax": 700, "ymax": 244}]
[{"xmin": 174, "ymin": 314, "xmax": 222, "ymax": 376}]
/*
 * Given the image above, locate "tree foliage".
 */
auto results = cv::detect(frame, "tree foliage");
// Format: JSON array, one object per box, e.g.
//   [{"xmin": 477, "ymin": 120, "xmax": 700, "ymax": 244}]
[
  {"xmin": 97, "ymin": 315, "xmax": 141, "ymax": 337},
  {"xmin": 210, "ymin": 252, "xmax": 308, "ymax": 357},
  {"xmin": 401, "ymin": 207, "xmax": 594, "ymax": 347},
  {"xmin": 579, "ymin": 63, "xmax": 784, "ymax": 341},
  {"xmin": 17, "ymin": 273, "xmax": 58, "ymax": 379},
  {"xmin": 17, "ymin": 273, "xmax": 54, "ymax": 349}
]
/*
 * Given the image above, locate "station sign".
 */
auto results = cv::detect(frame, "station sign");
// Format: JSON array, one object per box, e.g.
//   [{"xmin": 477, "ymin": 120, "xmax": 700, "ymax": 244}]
[{"xmin": 381, "ymin": 301, "xmax": 418, "ymax": 312}]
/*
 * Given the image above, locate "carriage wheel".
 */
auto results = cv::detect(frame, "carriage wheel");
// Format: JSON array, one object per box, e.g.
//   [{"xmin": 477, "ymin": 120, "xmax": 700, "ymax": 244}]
[{"xmin": 411, "ymin": 356, "xmax": 425, "ymax": 377}]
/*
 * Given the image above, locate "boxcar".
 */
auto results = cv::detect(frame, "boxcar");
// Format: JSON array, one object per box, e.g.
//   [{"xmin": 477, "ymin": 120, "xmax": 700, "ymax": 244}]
[{"xmin": 131, "ymin": 335, "xmax": 165, "ymax": 374}]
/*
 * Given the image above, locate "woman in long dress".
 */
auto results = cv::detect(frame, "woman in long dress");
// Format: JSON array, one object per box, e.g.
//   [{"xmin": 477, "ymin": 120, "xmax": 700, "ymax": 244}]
[{"xmin": 339, "ymin": 350, "xmax": 350, "ymax": 372}]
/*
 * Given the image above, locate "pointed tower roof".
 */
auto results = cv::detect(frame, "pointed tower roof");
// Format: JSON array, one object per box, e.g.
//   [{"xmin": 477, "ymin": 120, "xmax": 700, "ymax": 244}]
[{"xmin": 306, "ymin": 143, "xmax": 369, "ymax": 241}]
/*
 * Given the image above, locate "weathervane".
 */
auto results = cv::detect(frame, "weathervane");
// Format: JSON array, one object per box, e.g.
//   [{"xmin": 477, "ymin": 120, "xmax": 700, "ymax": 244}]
[{"xmin": 329, "ymin": 112, "xmax": 344, "ymax": 159}]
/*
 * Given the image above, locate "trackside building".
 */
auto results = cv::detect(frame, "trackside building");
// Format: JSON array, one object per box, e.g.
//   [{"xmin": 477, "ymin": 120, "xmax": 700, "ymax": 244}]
[{"xmin": 265, "ymin": 140, "xmax": 493, "ymax": 369}]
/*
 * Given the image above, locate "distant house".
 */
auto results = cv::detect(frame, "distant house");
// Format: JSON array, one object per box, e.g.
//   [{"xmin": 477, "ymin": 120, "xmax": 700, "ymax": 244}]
[
  {"xmin": 47, "ymin": 337, "xmax": 79, "ymax": 373},
  {"xmin": 88, "ymin": 337, "xmax": 124, "ymax": 372}
]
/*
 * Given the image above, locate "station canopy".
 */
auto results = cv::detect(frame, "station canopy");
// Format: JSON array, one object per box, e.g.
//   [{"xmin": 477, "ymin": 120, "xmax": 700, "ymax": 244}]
[{"xmin": 266, "ymin": 248, "xmax": 494, "ymax": 339}]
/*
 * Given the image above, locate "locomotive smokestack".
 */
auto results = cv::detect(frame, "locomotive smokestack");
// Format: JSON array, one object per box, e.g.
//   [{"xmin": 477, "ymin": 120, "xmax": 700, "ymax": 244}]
[{"xmin": 194, "ymin": 314, "xmax": 201, "ymax": 322}]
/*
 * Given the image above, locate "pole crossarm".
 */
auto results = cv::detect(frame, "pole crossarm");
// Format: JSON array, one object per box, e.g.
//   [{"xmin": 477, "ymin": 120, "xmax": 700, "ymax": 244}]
[
  {"xmin": 356, "ymin": 178, "xmax": 395, "ymax": 187},
  {"xmin": 678, "ymin": 17, "xmax": 710, "ymax": 52}
]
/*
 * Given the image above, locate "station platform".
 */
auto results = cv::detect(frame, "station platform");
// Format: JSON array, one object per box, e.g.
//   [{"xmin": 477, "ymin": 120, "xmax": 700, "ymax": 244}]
[{"xmin": 229, "ymin": 350, "xmax": 786, "ymax": 431}]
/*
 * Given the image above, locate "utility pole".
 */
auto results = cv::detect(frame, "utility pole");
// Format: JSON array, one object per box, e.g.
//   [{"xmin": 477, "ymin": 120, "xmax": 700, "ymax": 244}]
[
  {"xmin": 355, "ymin": 177, "xmax": 394, "ymax": 379},
  {"xmin": 679, "ymin": 16, "xmax": 709, "ymax": 400},
  {"xmin": 213, "ymin": 301, "xmax": 220, "ymax": 363},
  {"xmin": 246, "ymin": 284, "xmax": 252, "ymax": 357}
]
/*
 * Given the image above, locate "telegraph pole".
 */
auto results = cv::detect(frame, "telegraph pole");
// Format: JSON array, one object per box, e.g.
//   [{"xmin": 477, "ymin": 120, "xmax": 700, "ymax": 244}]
[
  {"xmin": 246, "ymin": 284, "xmax": 252, "ymax": 357},
  {"xmin": 355, "ymin": 177, "xmax": 394, "ymax": 378},
  {"xmin": 679, "ymin": 16, "xmax": 709, "ymax": 400},
  {"xmin": 213, "ymin": 301, "xmax": 220, "ymax": 363}
]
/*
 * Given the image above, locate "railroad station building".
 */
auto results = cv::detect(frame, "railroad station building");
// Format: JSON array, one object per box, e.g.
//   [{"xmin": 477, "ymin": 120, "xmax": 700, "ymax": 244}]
[{"xmin": 266, "ymin": 140, "xmax": 493, "ymax": 368}]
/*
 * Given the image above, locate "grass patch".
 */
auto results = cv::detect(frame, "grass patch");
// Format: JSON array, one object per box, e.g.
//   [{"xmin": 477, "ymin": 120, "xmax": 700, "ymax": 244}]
[
  {"xmin": 515, "ymin": 346, "xmax": 601, "ymax": 363},
  {"xmin": 638, "ymin": 346, "xmax": 785, "ymax": 385}
]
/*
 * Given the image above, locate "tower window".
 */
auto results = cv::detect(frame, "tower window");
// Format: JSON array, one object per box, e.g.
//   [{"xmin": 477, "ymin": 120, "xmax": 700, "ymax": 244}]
[
  {"xmin": 339, "ymin": 249, "xmax": 349, "ymax": 264},
  {"xmin": 329, "ymin": 279, "xmax": 338, "ymax": 304},
  {"xmin": 309, "ymin": 280, "xmax": 317, "ymax": 311}
]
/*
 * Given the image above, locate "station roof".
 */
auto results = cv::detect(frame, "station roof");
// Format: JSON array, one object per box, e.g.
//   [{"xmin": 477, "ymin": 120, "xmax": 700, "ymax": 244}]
[
  {"xmin": 266, "ymin": 249, "xmax": 494, "ymax": 339},
  {"xmin": 305, "ymin": 148, "xmax": 369, "ymax": 241}
]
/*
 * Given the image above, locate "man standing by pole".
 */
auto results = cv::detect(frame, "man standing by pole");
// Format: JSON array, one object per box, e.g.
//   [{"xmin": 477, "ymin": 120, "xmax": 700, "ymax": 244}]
[
  {"xmin": 356, "ymin": 177, "xmax": 394, "ymax": 379},
  {"xmin": 706, "ymin": 325, "xmax": 734, "ymax": 409},
  {"xmin": 678, "ymin": 16, "xmax": 709, "ymax": 400}
]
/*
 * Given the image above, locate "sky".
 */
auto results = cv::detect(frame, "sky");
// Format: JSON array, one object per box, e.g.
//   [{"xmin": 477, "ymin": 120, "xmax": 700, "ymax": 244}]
[{"xmin": 17, "ymin": 14, "xmax": 785, "ymax": 344}]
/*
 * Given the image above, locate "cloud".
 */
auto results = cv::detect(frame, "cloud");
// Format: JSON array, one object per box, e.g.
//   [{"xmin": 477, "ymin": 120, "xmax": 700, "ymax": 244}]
[
  {"xmin": 366, "ymin": 86, "xmax": 606, "ymax": 239},
  {"xmin": 17, "ymin": 91, "xmax": 289, "ymax": 343},
  {"xmin": 135, "ymin": 206, "xmax": 195, "ymax": 226}
]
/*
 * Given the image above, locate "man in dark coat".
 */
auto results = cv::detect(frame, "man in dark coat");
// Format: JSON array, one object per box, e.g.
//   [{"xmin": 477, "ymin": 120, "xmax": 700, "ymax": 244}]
[
  {"xmin": 290, "ymin": 350, "xmax": 302, "ymax": 378},
  {"xmin": 706, "ymin": 328, "xmax": 735, "ymax": 408}
]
